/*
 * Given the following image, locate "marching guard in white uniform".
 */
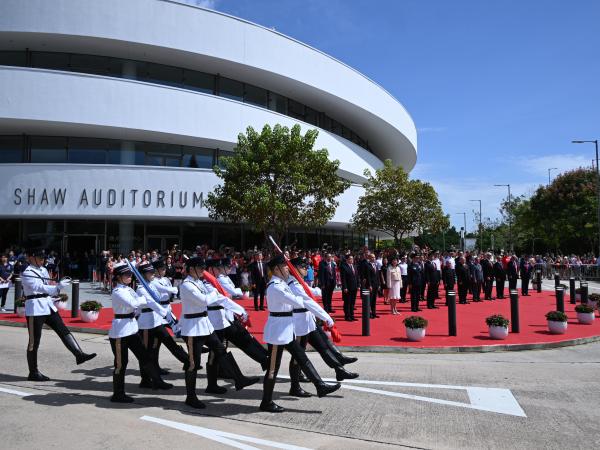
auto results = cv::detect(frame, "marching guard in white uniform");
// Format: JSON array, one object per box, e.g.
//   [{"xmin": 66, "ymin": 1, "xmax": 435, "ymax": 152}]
[
  {"xmin": 109, "ymin": 262, "xmax": 172, "ymax": 403},
  {"xmin": 260, "ymin": 255, "xmax": 341, "ymax": 413},
  {"xmin": 21, "ymin": 246, "xmax": 96, "ymax": 381},
  {"xmin": 287, "ymin": 257, "xmax": 358, "ymax": 397},
  {"xmin": 179, "ymin": 257, "xmax": 258, "ymax": 409}
]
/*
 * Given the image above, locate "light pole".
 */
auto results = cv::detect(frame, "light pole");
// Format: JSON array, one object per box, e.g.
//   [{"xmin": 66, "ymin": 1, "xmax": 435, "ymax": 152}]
[
  {"xmin": 548, "ymin": 167, "xmax": 558, "ymax": 185},
  {"xmin": 470, "ymin": 199, "xmax": 482, "ymax": 251},
  {"xmin": 456, "ymin": 212, "xmax": 466, "ymax": 251},
  {"xmin": 494, "ymin": 184, "xmax": 513, "ymax": 253},
  {"xmin": 572, "ymin": 139, "xmax": 600, "ymax": 257}
]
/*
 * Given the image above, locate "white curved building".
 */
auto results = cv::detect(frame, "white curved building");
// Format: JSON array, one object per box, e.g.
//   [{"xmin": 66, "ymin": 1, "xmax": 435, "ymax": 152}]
[{"xmin": 0, "ymin": 0, "xmax": 417, "ymax": 254}]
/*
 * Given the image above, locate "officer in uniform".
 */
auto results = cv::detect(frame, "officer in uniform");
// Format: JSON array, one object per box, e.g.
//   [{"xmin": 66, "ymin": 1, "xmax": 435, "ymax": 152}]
[
  {"xmin": 261, "ymin": 254, "xmax": 341, "ymax": 413},
  {"xmin": 109, "ymin": 262, "xmax": 172, "ymax": 403},
  {"xmin": 287, "ymin": 257, "xmax": 358, "ymax": 397},
  {"xmin": 407, "ymin": 254, "xmax": 424, "ymax": 312},
  {"xmin": 22, "ymin": 247, "xmax": 96, "ymax": 381},
  {"xmin": 179, "ymin": 257, "xmax": 257, "ymax": 409},
  {"xmin": 424, "ymin": 254, "xmax": 439, "ymax": 309},
  {"xmin": 136, "ymin": 261, "xmax": 188, "ymax": 387}
]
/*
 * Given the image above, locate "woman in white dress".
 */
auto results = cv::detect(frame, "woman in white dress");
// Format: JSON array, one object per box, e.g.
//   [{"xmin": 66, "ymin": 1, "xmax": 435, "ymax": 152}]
[{"xmin": 386, "ymin": 257, "xmax": 402, "ymax": 315}]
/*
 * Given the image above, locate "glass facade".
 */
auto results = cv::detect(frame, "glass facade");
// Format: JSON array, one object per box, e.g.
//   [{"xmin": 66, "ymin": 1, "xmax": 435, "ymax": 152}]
[{"xmin": 0, "ymin": 50, "xmax": 371, "ymax": 152}]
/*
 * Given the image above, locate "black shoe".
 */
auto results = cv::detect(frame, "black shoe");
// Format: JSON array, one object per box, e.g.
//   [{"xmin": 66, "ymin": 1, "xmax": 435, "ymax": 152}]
[
  {"xmin": 316, "ymin": 382, "xmax": 341, "ymax": 398},
  {"xmin": 335, "ymin": 367, "xmax": 359, "ymax": 381},
  {"xmin": 339, "ymin": 355, "xmax": 358, "ymax": 365},
  {"xmin": 159, "ymin": 368, "xmax": 170, "ymax": 376},
  {"xmin": 289, "ymin": 385, "xmax": 312, "ymax": 397},
  {"xmin": 374, "ymin": 314, "xmax": 380, "ymax": 318},
  {"xmin": 152, "ymin": 380, "xmax": 173, "ymax": 390},
  {"xmin": 205, "ymin": 384, "xmax": 228, "ymax": 395},
  {"xmin": 260, "ymin": 401, "xmax": 284, "ymax": 413},
  {"xmin": 235, "ymin": 375, "xmax": 260, "ymax": 391},
  {"xmin": 185, "ymin": 396, "xmax": 206, "ymax": 409},
  {"xmin": 76, "ymin": 352, "xmax": 97, "ymax": 365},
  {"xmin": 139, "ymin": 379, "xmax": 153, "ymax": 389},
  {"xmin": 110, "ymin": 393, "xmax": 134, "ymax": 403},
  {"xmin": 28, "ymin": 372, "xmax": 50, "ymax": 382},
  {"xmin": 259, "ymin": 307, "xmax": 265, "ymax": 311}
]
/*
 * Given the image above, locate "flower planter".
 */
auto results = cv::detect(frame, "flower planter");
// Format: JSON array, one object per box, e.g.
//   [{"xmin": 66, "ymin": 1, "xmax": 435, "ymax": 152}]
[
  {"xmin": 488, "ymin": 325, "xmax": 509, "ymax": 340},
  {"xmin": 406, "ymin": 327, "xmax": 426, "ymax": 342},
  {"xmin": 577, "ymin": 312, "xmax": 595, "ymax": 324},
  {"xmin": 547, "ymin": 320, "xmax": 567, "ymax": 334},
  {"xmin": 80, "ymin": 310, "xmax": 99, "ymax": 323},
  {"xmin": 55, "ymin": 300, "xmax": 68, "ymax": 311},
  {"xmin": 16, "ymin": 306, "xmax": 26, "ymax": 318}
]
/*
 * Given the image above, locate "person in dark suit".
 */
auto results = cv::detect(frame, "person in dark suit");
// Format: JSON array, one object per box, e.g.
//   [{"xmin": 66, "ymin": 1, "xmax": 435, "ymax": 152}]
[
  {"xmin": 481, "ymin": 253, "xmax": 495, "ymax": 300},
  {"xmin": 407, "ymin": 254, "xmax": 424, "ymax": 312},
  {"xmin": 507, "ymin": 255, "xmax": 519, "ymax": 291},
  {"xmin": 424, "ymin": 255, "xmax": 439, "ymax": 309},
  {"xmin": 360, "ymin": 253, "xmax": 379, "ymax": 318},
  {"xmin": 249, "ymin": 252, "xmax": 268, "ymax": 311},
  {"xmin": 470, "ymin": 257, "xmax": 484, "ymax": 301},
  {"xmin": 443, "ymin": 259, "xmax": 455, "ymax": 292},
  {"xmin": 521, "ymin": 257, "xmax": 533, "ymax": 296},
  {"xmin": 493, "ymin": 257, "xmax": 506, "ymax": 299},
  {"xmin": 456, "ymin": 256, "xmax": 470, "ymax": 304},
  {"xmin": 318, "ymin": 254, "xmax": 337, "ymax": 313},
  {"xmin": 340, "ymin": 255, "xmax": 359, "ymax": 321}
]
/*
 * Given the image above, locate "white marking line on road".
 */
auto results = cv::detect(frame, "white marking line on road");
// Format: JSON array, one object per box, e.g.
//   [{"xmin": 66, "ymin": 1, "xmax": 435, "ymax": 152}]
[
  {"xmin": 141, "ymin": 415, "xmax": 313, "ymax": 450},
  {"xmin": 0, "ymin": 385, "xmax": 33, "ymax": 397}
]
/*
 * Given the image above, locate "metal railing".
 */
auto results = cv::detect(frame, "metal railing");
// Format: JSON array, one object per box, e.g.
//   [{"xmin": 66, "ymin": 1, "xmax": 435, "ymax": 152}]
[{"xmin": 533, "ymin": 263, "xmax": 600, "ymax": 281}]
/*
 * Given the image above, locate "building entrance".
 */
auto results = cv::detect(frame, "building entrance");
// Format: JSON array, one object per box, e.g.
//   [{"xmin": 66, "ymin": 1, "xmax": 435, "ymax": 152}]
[
  {"xmin": 146, "ymin": 235, "xmax": 180, "ymax": 253},
  {"xmin": 62, "ymin": 234, "xmax": 102, "ymax": 280}
]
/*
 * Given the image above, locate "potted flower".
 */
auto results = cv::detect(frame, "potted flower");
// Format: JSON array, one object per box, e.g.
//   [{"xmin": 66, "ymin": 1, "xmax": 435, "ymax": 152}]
[
  {"xmin": 587, "ymin": 293, "xmax": 600, "ymax": 310},
  {"xmin": 546, "ymin": 310, "xmax": 568, "ymax": 334},
  {"xmin": 15, "ymin": 297, "xmax": 26, "ymax": 317},
  {"xmin": 240, "ymin": 285, "xmax": 250, "ymax": 299},
  {"xmin": 575, "ymin": 304, "xmax": 594, "ymax": 324},
  {"xmin": 80, "ymin": 300, "xmax": 102, "ymax": 323},
  {"xmin": 485, "ymin": 314, "xmax": 510, "ymax": 339},
  {"xmin": 403, "ymin": 316, "xmax": 428, "ymax": 341},
  {"xmin": 53, "ymin": 293, "xmax": 69, "ymax": 311},
  {"xmin": 575, "ymin": 288, "xmax": 582, "ymax": 303}
]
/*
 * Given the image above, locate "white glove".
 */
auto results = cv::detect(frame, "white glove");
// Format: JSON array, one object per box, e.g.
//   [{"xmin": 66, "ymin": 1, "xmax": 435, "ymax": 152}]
[
  {"xmin": 311, "ymin": 287, "xmax": 322, "ymax": 297},
  {"xmin": 58, "ymin": 279, "xmax": 71, "ymax": 290},
  {"xmin": 172, "ymin": 322, "xmax": 182, "ymax": 337},
  {"xmin": 326, "ymin": 319, "xmax": 335, "ymax": 328},
  {"xmin": 169, "ymin": 287, "xmax": 178, "ymax": 295},
  {"xmin": 241, "ymin": 312, "xmax": 249, "ymax": 322},
  {"xmin": 136, "ymin": 295, "xmax": 148, "ymax": 306}
]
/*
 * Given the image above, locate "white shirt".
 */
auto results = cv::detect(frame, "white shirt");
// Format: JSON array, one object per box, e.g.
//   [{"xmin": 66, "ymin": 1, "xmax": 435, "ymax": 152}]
[
  {"xmin": 21, "ymin": 265, "xmax": 59, "ymax": 316},
  {"xmin": 136, "ymin": 283, "xmax": 168, "ymax": 330},
  {"xmin": 178, "ymin": 275, "xmax": 219, "ymax": 337},
  {"xmin": 203, "ymin": 279, "xmax": 245, "ymax": 330},
  {"xmin": 109, "ymin": 284, "xmax": 147, "ymax": 339},
  {"xmin": 217, "ymin": 273, "xmax": 244, "ymax": 321},
  {"xmin": 399, "ymin": 262, "xmax": 408, "ymax": 276},
  {"xmin": 264, "ymin": 275, "xmax": 305, "ymax": 345},
  {"xmin": 151, "ymin": 276, "xmax": 178, "ymax": 324},
  {"xmin": 287, "ymin": 276, "xmax": 332, "ymax": 337},
  {"xmin": 433, "ymin": 258, "xmax": 442, "ymax": 272}
]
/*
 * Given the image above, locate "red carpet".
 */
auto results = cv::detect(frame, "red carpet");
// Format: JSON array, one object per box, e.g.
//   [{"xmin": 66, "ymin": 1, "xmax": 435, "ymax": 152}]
[{"xmin": 3, "ymin": 289, "xmax": 600, "ymax": 349}]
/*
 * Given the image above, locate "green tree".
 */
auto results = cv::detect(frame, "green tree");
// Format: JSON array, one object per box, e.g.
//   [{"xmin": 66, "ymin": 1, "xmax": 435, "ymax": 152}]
[
  {"xmin": 352, "ymin": 159, "xmax": 450, "ymax": 246},
  {"xmin": 205, "ymin": 124, "xmax": 350, "ymax": 243}
]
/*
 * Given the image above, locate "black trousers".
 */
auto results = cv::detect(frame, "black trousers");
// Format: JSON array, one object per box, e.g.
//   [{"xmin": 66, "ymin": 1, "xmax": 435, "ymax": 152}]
[
  {"xmin": 306, "ymin": 329, "xmax": 341, "ymax": 368},
  {"xmin": 253, "ymin": 282, "xmax": 266, "ymax": 310},
  {"xmin": 472, "ymin": 281, "xmax": 482, "ymax": 300},
  {"xmin": 0, "ymin": 288, "xmax": 8, "ymax": 307},
  {"xmin": 426, "ymin": 282, "xmax": 437, "ymax": 308},
  {"xmin": 458, "ymin": 283, "xmax": 469, "ymax": 304},
  {"xmin": 496, "ymin": 278, "xmax": 505, "ymax": 298},
  {"xmin": 400, "ymin": 275, "xmax": 408, "ymax": 301},
  {"xmin": 342, "ymin": 288, "xmax": 357, "ymax": 319},
  {"xmin": 521, "ymin": 277, "xmax": 530, "ymax": 295},
  {"xmin": 110, "ymin": 333, "xmax": 153, "ymax": 376},
  {"xmin": 262, "ymin": 339, "xmax": 313, "ymax": 404},
  {"xmin": 410, "ymin": 285, "xmax": 420, "ymax": 311},
  {"xmin": 139, "ymin": 325, "xmax": 188, "ymax": 375},
  {"xmin": 184, "ymin": 332, "xmax": 226, "ymax": 374},
  {"xmin": 369, "ymin": 289, "xmax": 378, "ymax": 317},
  {"xmin": 322, "ymin": 284, "xmax": 335, "ymax": 312},
  {"xmin": 26, "ymin": 310, "xmax": 70, "ymax": 374},
  {"xmin": 484, "ymin": 278, "xmax": 494, "ymax": 299},
  {"xmin": 508, "ymin": 277, "xmax": 518, "ymax": 290},
  {"xmin": 222, "ymin": 320, "xmax": 268, "ymax": 367}
]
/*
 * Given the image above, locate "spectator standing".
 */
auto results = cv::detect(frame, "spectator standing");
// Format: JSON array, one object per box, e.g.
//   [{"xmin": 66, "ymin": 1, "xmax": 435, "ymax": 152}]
[
  {"xmin": 340, "ymin": 255, "xmax": 359, "ymax": 321},
  {"xmin": 318, "ymin": 253, "xmax": 337, "ymax": 313},
  {"xmin": 0, "ymin": 254, "xmax": 13, "ymax": 312},
  {"xmin": 399, "ymin": 255, "xmax": 408, "ymax": 303},
  {"xmin": 386, "ymin": 257, "xmax": 402, "ymax": 315},
  {"xmin": 470, "ymin": 257, "xmax": 484, "ymax": 301}
]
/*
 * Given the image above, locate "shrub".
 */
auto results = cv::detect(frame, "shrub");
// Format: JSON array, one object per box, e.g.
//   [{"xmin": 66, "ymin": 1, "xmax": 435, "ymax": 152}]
[
  {"xmin": 485, "ymin": 314, "xmax": 510, "ymax": 327},
  {"xmin": 403, "ymin": 315, "xmax": 428, "ymax": 329},
  {"xmin": 80, "ymin": 300, "xmax": 102, "ymax": 312},
  {"xmin": 56, "ymin": 293, "xmax": 69, "ymax": 302},
  {"xmin": 241, "ymin": 285, "xmax": 250, "ymax": 292},
  {"xmin": 545, "ymin": 310, "xmax": 568, "ymax": 322},
  {"xmin": 589, "ymin": 293, "xmax": 600, "ymax": 302},
  {"xmin": 15, "ymin": 297, "xmax": 26, "ymax": 308},
  {"xmin": 575, "ymin": 304, "xmax": 594, "ymax": 314}
]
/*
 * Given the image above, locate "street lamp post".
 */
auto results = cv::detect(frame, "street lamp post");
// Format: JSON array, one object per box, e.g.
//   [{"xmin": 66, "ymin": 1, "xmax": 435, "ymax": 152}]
[
  {"xmin": 470, "ymin": 199, "xmax": 482, "ymax": 251},
  {"xmin": 572, "ymin": 140, "xmax": 600, "ymax": 257},
  {"xmin": 548, "ymin": 167, "xmax": 558, "ymax": 186},
  {"xmin": 456, "ymin": 212, "xmax": 466, "ymax": 251},
  {"xmin": 494, "ymin": 184, "xmax": 513, "ymax": 253}
]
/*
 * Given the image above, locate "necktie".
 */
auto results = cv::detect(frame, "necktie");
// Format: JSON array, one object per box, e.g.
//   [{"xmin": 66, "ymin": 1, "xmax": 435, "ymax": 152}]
[{"xmin": 259, "ymin": 263, "xmax": 263, "ymax": 277}]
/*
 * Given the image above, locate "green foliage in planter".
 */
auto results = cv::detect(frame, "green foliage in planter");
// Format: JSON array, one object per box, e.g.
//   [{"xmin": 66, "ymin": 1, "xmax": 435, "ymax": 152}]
[
  {"xmin": 485, "ymin": 314, "xmax": 510, "ymax": 327},
  {"xmin": 56, "ymin": 293, "xmax": 69, "ymax": 302},
  {"xmin": 403, "ymin": 315, "xmax": 428, "ymax": 329},
  {"xmin": 545, "ymin": 310, "xmax": 568, "ymax": 322},
  {"xmin": 15, "ymin": 297, "xmax": 26, "ymax": 308},
  {"xmin": 588, "ymin": 293, "xmax": 600, "ymax": 302},
  {"xmin": 575, "ymin": 304, "xmax": 594, "ymax": 314},
  {"xmin": 80, "ymin": 300, "xmax": 102, "ymax": 312},
  {"xmin": 241, "ymin": 285, "xmax": 250, "ymax": 292}
]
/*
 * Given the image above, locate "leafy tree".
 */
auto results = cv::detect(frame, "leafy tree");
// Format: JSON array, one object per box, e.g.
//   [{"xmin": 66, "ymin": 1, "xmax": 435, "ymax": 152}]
[
  {"xmin": 205, "ymin": 124, "xmax": 350, "ymax": 243},
  {"xmin": 352, "ymin": 159, "xmax": 450, "ymax": 246}
]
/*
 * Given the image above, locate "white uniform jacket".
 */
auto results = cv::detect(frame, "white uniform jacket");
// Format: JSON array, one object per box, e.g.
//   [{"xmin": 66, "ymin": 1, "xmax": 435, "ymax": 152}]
[
  {"xmin": 151, "ymin": 277, "xmax": 178, "ymax": 324},
  {"xmin": 216, "ymin": 274, "xmax": 244, "ymax": 322},
  {"xmin": 136, "ymin": 284, "xmax": 168, "ymax": 330},
  {"xmin": 109, "ymin": 284, "xmax": 147, "ymax": 339},
  {"xmin": 179, "ymin": 276, "xmax": 221, "ymax": 337},
  {"xmin": 203, "ymin": 280, "xmax": 245, "ymax": 330},
  {"xmin": 21, "ymin": 265, "xmax": 59, "ymax": 316},
  {"xmin": 287, "ymin": 277, "xmax": 332, "ymax": 337},
  {"xmin": 264, "ymin": 275, "xmax": 306, "ymax": 345}
]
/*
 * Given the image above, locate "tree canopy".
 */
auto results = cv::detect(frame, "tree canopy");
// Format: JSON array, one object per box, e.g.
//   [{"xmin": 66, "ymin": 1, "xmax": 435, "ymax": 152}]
[
  {"xmin": 351, "ymin": 159, "xmax": 449, "ymax": 246},
  {"xmin": 205, "ymin": 124, "xmax": 350, "ymax": 242}
]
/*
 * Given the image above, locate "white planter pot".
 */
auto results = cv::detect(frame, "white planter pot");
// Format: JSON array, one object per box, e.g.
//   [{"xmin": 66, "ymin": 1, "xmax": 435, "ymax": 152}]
[
  {"xmin": 488, "ymin": 325, "xmax": 509, "ymax": 340},
  {"xmin": 242, "ymin": 292, "xmax": 250, "ymax": 299},
  {"xmin": 406, "ymin": 327, "xmax": 426, "ymax": 342},
  {"xmin": 16, "ymin": 306, "xmax": 26, "ymax": 318},
  {"xmin": 547, "ymin": 320, "xmax": 567, "ymax": 334},
  {"xmin": 55, "ymin": 300, "xmax": 68, "ymax": 311},
  {"xmin": 80, "ymin": 310, "xmax": 99, "ymax": 323},
  {"xmin": 577, "ymin": 312, "xmax": 595, "ymax": 324}
]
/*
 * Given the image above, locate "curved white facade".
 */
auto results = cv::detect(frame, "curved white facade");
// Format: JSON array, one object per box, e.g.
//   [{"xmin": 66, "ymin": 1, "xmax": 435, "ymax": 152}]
[{"xmin": 0, "ymin": 0, "xmax": 416, "ymax": 250}]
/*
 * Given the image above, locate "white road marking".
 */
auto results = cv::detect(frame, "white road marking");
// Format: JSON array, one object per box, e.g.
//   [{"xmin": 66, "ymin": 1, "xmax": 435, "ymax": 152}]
[
  {"xmin": 0, "ymin": 385, "xmax": 33, "ymax": 397},
  {"xmin": 141, "ymin": 415, "xmax": 313, "ymax": 450}
]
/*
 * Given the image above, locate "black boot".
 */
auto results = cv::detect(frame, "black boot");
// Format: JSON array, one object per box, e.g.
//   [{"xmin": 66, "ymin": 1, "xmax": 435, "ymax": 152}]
[
  {"xmin": 260, "ymin": 377, "xmax": 284, "ymax": 413},
  {"xmin": 318, "ymin": 329, "xmax": 357, "ymax": 365},
  {"xmin": 288, "ymin": 360, "xmax": 311, "ymax": 397},
  {"xmin": 62, "ymin": 333, "xmax": 97, "ymax": 365},
  {"xmin": 335, "ymin": 366, "xmax": 359, "ymax": 381},
  {"xmin": 243, "ymin": 338, "xmax": 269, "ymax": 371},
  {"xmin": 143, "ymin": 362, "xmax": 173, "ymax": 390},
  {"xmin": 27, "ymin": 350, "xmax": 50, "ymax": 381},
  {"xmin": 300, "ymin": 359, "xmax": 341, "ymax": 398},
  {"xmin": 184, "ymin": 370, "xmax": 206, "ymax": 409},
  {"xmin": 220, "ymin": 352, "xmax": 260, "ymax": 391},
  {"xmin": 138, "ymin": 362, "xmax": 153, "ymax": 388},
  {"xmin": 205, "ymin": 362, "xmax": 228, "ymax": 394},
  {"xmin": 111, "ymin": 374, "xmax": 134, "ymax": 403}
]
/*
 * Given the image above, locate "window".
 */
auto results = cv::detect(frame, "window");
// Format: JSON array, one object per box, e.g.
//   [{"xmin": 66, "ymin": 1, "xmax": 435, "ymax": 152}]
[
  {"xmin": 30, "ymin": 137, "xmax": 67, "ymax": 163},
  {"xmin": 0, "ymin": 136, "xmax": 24, "ymax": 163},
  {"xmin": 144, "ymin": 62, "xmax": 182, "ymax": 87},
  {"xmin": 182, "ymin": 147, "xmax": 214, "ymax": 168},
  {"xmin": 321, "ymin": 114, "xmax": 332, "ymax": 131},
  {"xmin": 268, "ymin": 92, "xmax": 287, "ymax": 114},
  {"xmin": 143, "ymin": 143, "xmax": 182, "ymax": 167},
  {"xmin": 244, "ymin": 84, "xmax": 268, "ymax": 107},
  {"xmin": 219, "ymin": 77, "xmax": 243, "ymax": 101},
  {"xmin": 30, "ymin": 52, "xmax": 70, "ymax": 71},
  {"xmin": 0, "ymin": 51, "xmax": 27, "ymax": 67},
  {"xmin": 288, "ymin": 99, "xmax": 305, "ymax": 121},
  {"xmin": 305, "ymin": 107, "xmax": 318, "ymax": 126},
  {"xmin": 184, "ymin": 70, "xmax": 215, "ymax": 94},
  {"xmin": 69, "ymin": 54, "xmax": 111, "ymax": 76},
  {"xmin": 67, "ymin": 138, "xmax": 107, "ymax": 164}
]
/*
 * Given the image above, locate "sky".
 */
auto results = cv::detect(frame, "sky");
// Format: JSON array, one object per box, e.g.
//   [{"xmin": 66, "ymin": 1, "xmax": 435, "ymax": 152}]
[{"xmin": 183, "ymin": 0, "xmax": 600, "ymax": 231}]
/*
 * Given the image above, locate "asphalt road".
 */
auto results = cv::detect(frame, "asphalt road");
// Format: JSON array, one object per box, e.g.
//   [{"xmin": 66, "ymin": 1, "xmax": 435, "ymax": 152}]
[{"xmin": 1, "ymin": 325, "xmax": 599, "ymax": 449}]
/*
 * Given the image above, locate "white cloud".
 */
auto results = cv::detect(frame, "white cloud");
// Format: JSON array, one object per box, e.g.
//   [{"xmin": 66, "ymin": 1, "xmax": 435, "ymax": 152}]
[{"xmin": 518, "ymin": 153, "xmax": 593, "ymax": 179}]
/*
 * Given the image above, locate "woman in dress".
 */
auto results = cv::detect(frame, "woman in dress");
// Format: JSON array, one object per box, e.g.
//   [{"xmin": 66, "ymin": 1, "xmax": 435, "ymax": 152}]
[
  {"xmin": 386, "ymin": 257, "xmax": 402, "ymax": 315},
  {"xmin": 379, "ymin": 257, "xmax": 389, "ymax": 305}
]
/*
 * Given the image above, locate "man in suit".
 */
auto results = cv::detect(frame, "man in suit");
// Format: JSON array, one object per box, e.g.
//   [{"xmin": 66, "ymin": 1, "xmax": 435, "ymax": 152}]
[
  {"xmin": 455, "ymin": 256, "xmax": 470, "ymax": 304},
  {"xmin": 481, "ymin": 253, "xmax": 495, "ymax": 300},
  {"xmin": 407, "ymin": 254, "xmax": 424, "ymax": 312},
  {"xmin": 250, "ymin": 252, "xmax": 268, "ymax": 311},
  {"xmin": 360, "ymin": 252, "xmax": 379, "ymax": 318},
  {"xmin": 521, "ymin": 257, "xmax": 533, "ymax": 296},
  {"xmin": 340, "ymin": 255, "xmax": 359, "ymax": 321},
  {"xmin": 318, "ymin": 253, "xmax": 337, "ymax": 313},
  {"xmin": 424, "ymin": 254, "xmax": 439, "ymax": 309},
  {"xmin": 493, "ymin": 257, "xmax": 506, "ymax": 299},
  {"xmin": 507, "ymin": 255, "xmax": 519, "ymax": 291}
]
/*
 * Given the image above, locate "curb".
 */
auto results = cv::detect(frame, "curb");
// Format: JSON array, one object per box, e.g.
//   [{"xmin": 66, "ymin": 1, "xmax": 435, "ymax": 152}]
[{"xmin": 3, "ymin": 319, "xmax": 600, "ymax": 353}]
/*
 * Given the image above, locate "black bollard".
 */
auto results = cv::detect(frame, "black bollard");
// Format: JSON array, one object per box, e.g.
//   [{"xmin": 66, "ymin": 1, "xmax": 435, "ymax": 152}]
[
  {"xmin": 71, "ymin": 279, "xmax": 80, "ymax": 318},
  {"xmin": 555, "ymin": 286, "xmax": 565, "ymax": 313},
  {"xmin": 536, "ymin": 270, "xmax": 542, "ymax": 293},
  {"xmin": 13, "ymin": 277, "xmax": 22, "ymax": 313},
  {"xmin": 509, "ymin": 289, "xmax": 520, "ymax": 333},
  {"xmin": 580, "ymin": 282, "xmax": 588, "ymax": 305},
  {"xmin": 569, "ymin": 278, "xmax": 576, "ymax": 305},
  {"xmin": 554, "ymin": 274, "xmax": 560, "ymax": 287},
  {"xmin": 360, "ymin": 288, "xmax": 370, "ymax": 336},
  {"xmin": 446, "ymin": 290, "xmax": 457, "ymax": 336}
]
